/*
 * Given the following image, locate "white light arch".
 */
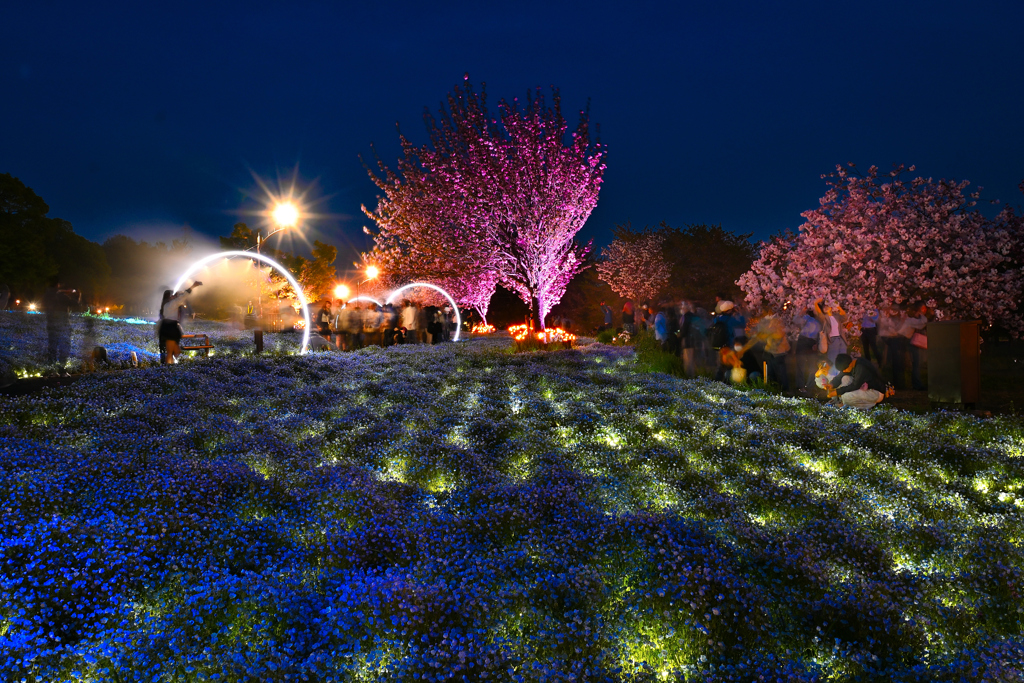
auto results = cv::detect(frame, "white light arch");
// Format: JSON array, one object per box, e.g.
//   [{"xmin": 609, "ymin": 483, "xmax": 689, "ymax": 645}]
[
  {"xmin": 173, "ymin": 250, "xmax": 312, "ymax": 354},
  {"xmin": 344, "ymin": 295, "xmax": 384, "ymax": 307},
  {"xmin": 385, "ymin": 282, "xmax": 462, "ymax": 342}
]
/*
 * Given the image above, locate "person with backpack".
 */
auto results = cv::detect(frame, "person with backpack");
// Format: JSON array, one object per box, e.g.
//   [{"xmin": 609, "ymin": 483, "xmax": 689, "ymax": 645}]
[{"xmin": 711, "ymin": 301, "xmax": 734, "ymax": 381}]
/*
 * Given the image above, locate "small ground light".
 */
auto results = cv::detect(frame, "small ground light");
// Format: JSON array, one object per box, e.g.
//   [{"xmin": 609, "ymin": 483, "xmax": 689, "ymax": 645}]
[{"xmin": 28, "ymin": 303, "xmax": 36, "ymax": 310}]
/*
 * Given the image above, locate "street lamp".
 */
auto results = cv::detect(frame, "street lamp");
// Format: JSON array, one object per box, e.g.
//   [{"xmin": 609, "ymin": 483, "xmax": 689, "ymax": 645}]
[
  {"xmin": 271, "ymin": 201, "xmax": 299, "ymax": 229},
  {"xmin": 257, "ymin": 201, "xmax": 302, "ymax": 255},
  {"xmin": 354, "ymin": 265, "xmax": 380, "ymax": 301},
  {"xmin": 252, "ymin": 201, "xmax": 302, "ymax": 333},
  {"xmin": 333, "ymin": 283, "xmax": 350, "ymax": 301}
]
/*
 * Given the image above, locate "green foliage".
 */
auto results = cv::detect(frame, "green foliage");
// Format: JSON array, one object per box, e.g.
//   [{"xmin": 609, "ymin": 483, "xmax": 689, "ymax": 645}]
[
  {"xmin": 102, "ymin": 233, "xmax": 192, "ymax": 313},
  {"xmin": 595, "ymin": 329, "xmax": 615, "ymax": 344},
  {"xmin": 218, "ymin": 222, "xmax": 259, "ymax": 251},
  {"xmin": 663, "ymin": 223, "xmax": 755, "ymax": 305},
  {"xmin": 547, "ymin": 256, "xmax": 622, "ymax": 333},
  {"xmin": 0, "ymin": 173, "xmax": 110, "ymax": 300},
  {"xmin": 299, "ymin": 240, "xmax": 338, "ymax": 302},
  {"xmin": 513, "ymin": 337, "xmax": 574, "ymax": 353},
  {"xmin": 631, "ymin": 329, "xmax": 686, "ymax": 377},
  {"xmin": 588, "ymin": 221, "xmax": 754, "ymax": 310}
]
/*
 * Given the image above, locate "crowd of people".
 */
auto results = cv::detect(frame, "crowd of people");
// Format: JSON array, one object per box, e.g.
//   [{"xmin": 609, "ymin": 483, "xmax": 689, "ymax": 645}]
[
  {"xmin": 600, "ymin": 296, "xmax": 933, "ymax": 409},
  {"xmin": 312, "ymin": 299, "xmax": 462, "ymax": 351}
]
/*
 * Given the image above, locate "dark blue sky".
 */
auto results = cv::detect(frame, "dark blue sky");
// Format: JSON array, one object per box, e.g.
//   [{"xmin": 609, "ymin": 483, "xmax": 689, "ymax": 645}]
[{"xmin": 3, "ymin": 1, "xmax": 1023, "ymax": 265}]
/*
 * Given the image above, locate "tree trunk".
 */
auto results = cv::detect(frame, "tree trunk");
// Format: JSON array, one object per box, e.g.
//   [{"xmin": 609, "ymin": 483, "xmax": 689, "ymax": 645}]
[{"xmin": 531, "ymin": 295, "xmax": 544, "ymax": 330}]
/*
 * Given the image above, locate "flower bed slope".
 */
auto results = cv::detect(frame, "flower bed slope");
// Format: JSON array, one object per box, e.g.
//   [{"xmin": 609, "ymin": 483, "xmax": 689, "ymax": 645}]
[
  {"xmin": 1, "ymin": 341, "xmax": 1023, "ymax": 681},
  {"xmin": 0, "ymin": 311, "xmax": 303, "ymax": 379}
]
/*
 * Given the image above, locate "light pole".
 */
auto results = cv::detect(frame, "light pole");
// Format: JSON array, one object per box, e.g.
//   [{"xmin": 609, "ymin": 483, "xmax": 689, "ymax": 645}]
[
  {"xmin": 355, "ymin": 265, "xmax": 379, "ymax": 301},
  {"xmin": 252, "ymin": 201, "xmax": 300, "ymax": 333}
]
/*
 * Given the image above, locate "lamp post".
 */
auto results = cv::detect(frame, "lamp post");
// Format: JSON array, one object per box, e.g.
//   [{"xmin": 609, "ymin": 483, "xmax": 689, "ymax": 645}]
[
  {"xmin": 252, "ymin": 201, "xmax": 300, "ymax": 334},
  {"xmin": 354, "ymin": 265, "xmax": 379, "ymax": 301}
]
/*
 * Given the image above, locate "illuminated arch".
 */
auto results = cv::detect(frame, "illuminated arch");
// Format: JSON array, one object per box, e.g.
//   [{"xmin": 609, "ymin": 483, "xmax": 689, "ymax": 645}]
[
  {"xmin": 344, "ymin": 295, "xmax": 383, "ymax": 307},
  {"xmin": 173, "ymin": 250, "xmax": 312, "ymax": 354},
  {"xmin": 385, "ymin": 282, "xmax": 462, "ymax": 342}
]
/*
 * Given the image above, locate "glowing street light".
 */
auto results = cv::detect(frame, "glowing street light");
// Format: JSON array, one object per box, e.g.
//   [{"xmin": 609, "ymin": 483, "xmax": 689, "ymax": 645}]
[
  {"xmin": 353, "ymin": 265, "xmax": 380, "ymax": 301},
  {"xmin": 333, "ymin": 283, "xmax": 350, "ymax": 300},
  {"xmin": 271, "ymin": 201, "xmax": 300, "ymax": 228}
]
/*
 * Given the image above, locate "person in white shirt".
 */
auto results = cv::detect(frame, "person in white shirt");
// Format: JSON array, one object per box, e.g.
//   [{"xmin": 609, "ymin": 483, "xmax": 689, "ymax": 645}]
[
  {"xmin": 813, "ymin": 299, "xmax": 847, "ymax": 365},
  {"xmin": 401, "ymin": 301, "xmax": 419, "ymax": 344}
]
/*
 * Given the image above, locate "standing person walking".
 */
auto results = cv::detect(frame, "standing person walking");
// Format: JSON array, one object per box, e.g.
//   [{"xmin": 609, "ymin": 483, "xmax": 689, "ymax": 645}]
[
  {"xmin": 878, "ymin": 306, "xmax": 906, "ymax": 389},
  {"xmin": 711, "ymin": 301, "xmax": 734, "ymax": 382},
  {"xmin": 814, "ymin": 299, "xmax": 847, "ymax": 366},
  {"xmin": 654, "ymin": 306, "xmax": 668, "ymax": 351},
  {"xmin": 665, "ymin": 305, "xmax": 680, "ymax": 356},
  {"xmin": 348, "ymin": 303, "xmax": 365, "ymax": 350},
  {"xmin": 860, "ymin": 308, "xmax": 881, "ymax": 363},
  {"xmin": 44, "ymin": 277, "xmax": 80, "ymax": 367},
  {"xmin": 622, "ymin": 300, "xmax": 635, "ymax": 334},
  {"xmin": 316, "ymin": 300, "xmax": 332, "ymax": 342},
  {"xmin": 599, "ymin": 301, "xmax": 613, "ymax": 332},
  {"xmin": 364, "ymin": 303, "xmax": 383, "ymax": 347},
  {"xmin": 158, "ymin": 281, "xmax": 201, "ymax": 364},
  {"xmin": 417, "ymin": 303, "xmax": 429, "ymax": 343},
  {"xmin": 754, "ymin": 310, "xmax": 791, "ymax": 391},
  {"xmin": 679, "ymin": 301, "xmax": 697, "ymax": 378},
  {"xmin": 330, "ymin": 300, "xmax": 344, "ymax": 349},
  {"xmin": 794, "ymin": 308, "xmax": 822, "ymax": 390},
  {"xmin": 900, "ymin": 303, "xmax": 929, "ymax": 390},
  {"xmin": 401, "ymin": 300, "xmax": 419, "ymax": 344}
]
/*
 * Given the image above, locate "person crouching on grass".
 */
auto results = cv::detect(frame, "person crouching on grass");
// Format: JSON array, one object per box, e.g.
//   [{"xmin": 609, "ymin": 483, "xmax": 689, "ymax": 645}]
[
  {"xmin": 158, "ymin": 282, "xmax": 202, "ymax": 364},
  {"xmin": 824, "ymin": 353, "xmax": 894, "ymax": 409}
]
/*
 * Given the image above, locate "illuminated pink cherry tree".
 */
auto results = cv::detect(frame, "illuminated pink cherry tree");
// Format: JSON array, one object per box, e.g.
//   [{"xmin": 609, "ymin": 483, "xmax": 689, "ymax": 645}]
[
  {"xmin": 364, "ymin": 77, "xmax": 606, "ymax": 328},
  {"xmin": 596, "ymin": 228, "xmax": 671, "ymax": 303},
  {"xmin": 738, "ymin": 164, "xmax": 1024, "ymax": 334}
]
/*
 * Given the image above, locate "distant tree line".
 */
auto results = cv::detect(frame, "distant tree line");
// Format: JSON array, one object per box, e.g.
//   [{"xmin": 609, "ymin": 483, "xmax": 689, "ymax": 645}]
[{"xmin": 0, "ymin": 173, "xmax": 109, "ymax": 302}]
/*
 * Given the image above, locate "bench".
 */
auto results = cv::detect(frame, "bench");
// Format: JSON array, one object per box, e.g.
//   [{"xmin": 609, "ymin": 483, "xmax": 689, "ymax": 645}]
[{"xmin": 180, "ymin": 333, "xmax": 213, "ymax": 357}]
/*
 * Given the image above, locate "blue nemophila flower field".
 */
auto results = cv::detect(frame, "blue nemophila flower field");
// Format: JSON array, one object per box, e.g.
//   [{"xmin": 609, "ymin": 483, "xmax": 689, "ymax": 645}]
[
  {"xmin": 0, "ymin": 311, "xmax": 302, "ymax": 379},
  {"xmin": 1, "ymin": 324, "xmax": 1023, "ymax": 681}
]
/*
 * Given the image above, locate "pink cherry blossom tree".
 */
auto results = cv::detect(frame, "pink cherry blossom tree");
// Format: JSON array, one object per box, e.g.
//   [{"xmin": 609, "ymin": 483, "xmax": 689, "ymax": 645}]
[
  {"xmin": 738, "ymin": 164, "xmax": 1024, "ymax": 335},
  {"xmin": 363, "ymin": 76, "xmax": 606, "ymax": 328},
  {"xmin": 596, "ymin": 225, "xmax": 671, "ymax": 303}
]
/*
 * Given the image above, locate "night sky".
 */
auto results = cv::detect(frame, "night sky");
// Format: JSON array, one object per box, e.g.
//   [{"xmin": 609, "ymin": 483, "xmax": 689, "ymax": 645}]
[{"xmin": 3, "ymin": 1, "xmax": 1023, "ymax": 265}]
